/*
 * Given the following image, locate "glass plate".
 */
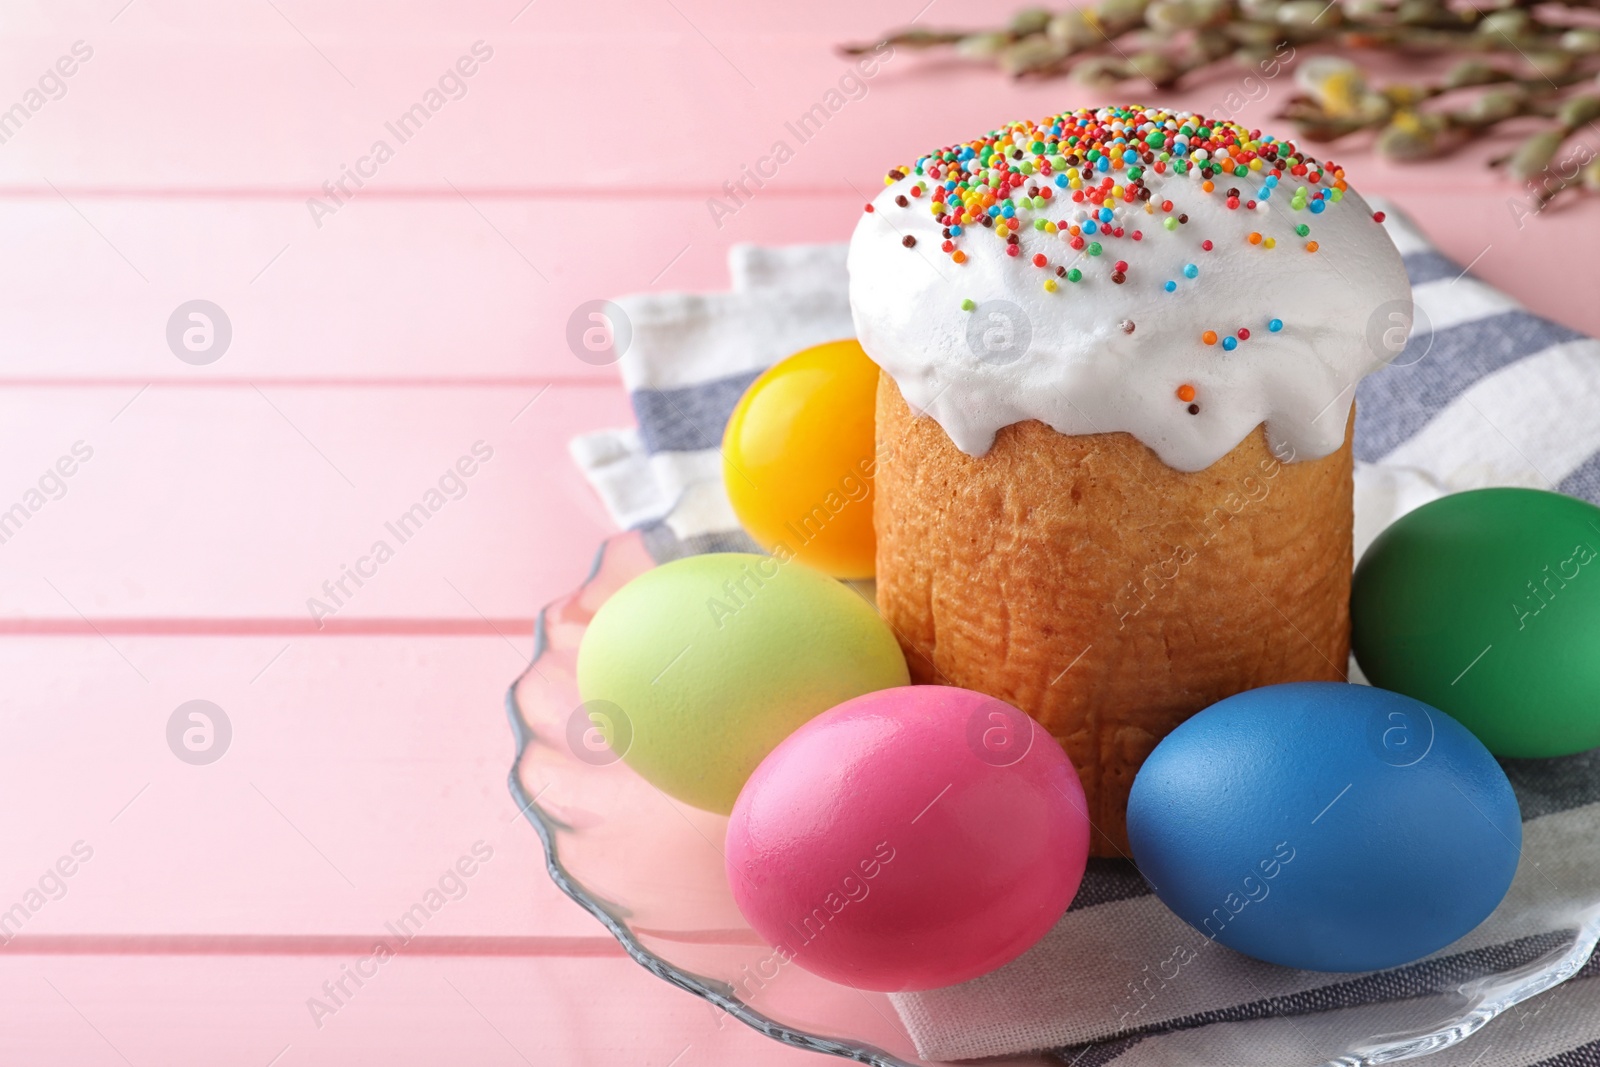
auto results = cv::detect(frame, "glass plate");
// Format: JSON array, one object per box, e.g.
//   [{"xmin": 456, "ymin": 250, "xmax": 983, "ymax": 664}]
[{"xmin": 505, "ymin": 530, "xmax": 1600, "ymax": 1067}]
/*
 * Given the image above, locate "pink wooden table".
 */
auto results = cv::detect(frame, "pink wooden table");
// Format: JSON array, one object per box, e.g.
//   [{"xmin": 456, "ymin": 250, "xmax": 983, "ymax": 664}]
[{"xmin": 2, "ymin": 2, "xmax": 1595, "ymax": 1063}]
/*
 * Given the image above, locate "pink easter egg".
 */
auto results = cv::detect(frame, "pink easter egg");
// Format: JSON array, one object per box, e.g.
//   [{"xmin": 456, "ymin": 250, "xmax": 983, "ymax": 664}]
[{"xmin": 724, "ymin": 685, "xmax": 1091, "ymax": 991}]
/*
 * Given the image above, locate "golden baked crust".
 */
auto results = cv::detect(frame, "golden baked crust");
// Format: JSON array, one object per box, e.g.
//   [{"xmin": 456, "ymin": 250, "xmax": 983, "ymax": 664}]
[{"xmin": 874, "ymin": 373, "xmax": 1353, "ymax": 856}]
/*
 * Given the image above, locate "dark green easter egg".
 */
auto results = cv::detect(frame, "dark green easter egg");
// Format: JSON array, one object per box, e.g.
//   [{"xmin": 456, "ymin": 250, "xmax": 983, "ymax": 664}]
[{"xmin": 1352, "ymin": 488, "xmax": 1600, "ymax": 757}]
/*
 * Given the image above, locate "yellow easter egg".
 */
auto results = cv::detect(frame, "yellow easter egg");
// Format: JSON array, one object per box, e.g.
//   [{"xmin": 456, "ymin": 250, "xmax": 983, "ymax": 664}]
[{"xmin": 722, "ymin": 339, "xmax": 880, "ymax": 579}]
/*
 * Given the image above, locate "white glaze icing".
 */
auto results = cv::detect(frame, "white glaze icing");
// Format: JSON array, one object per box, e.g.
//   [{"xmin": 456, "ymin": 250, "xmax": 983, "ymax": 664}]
[{"xmin": 847, "ymin": 108, "xmax": 1413, "ymax": 471}]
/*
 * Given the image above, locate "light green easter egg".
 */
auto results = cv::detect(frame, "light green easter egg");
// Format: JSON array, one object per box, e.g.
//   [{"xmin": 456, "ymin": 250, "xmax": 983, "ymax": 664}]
[{"xmin": 575, "ymin": 552, "xmax": 910, "ymax": 813}]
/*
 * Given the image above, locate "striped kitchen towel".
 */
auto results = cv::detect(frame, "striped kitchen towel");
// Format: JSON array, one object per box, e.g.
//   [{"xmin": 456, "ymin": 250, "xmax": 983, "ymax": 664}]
[{"xmin": 568, "ymin": 204, "xmax": 1600, "ymax": 1066}]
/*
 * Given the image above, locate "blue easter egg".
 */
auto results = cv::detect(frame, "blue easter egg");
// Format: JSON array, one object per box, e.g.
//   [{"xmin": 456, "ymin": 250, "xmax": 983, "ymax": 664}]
[{"xmin": 1127, "ymin": 682, "xmax": 1520, "ymax": 972}]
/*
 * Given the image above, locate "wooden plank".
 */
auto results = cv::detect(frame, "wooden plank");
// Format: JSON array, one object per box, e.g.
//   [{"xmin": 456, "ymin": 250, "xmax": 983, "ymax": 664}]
[
  {"xmin": 0, "ymin": 17, "xmax": 1564, "ymax": 196},
  {"xmin": 0, "ymin": 189, "xmax": 1595, "ymax": 386},
  {"xmin": 0, "ymin": 953, "xmax": 835, "ymax": 1065},
  {"xmin": 0, "ymin": 195, "xmax": 833, "ymax": 383},
  {"xmin": 0, "ymin": 384, "xmax": 626, "ymax": 619},
  {"xmin": 0, "ymin": 636, "xmax": 619, "ymax": 939}
]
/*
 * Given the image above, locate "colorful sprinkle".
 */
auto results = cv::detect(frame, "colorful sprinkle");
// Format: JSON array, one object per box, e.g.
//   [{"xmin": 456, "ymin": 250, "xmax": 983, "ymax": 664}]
[{"xmin": 864, "ymin": 106, "xmax": 1356, "ymax": 404}]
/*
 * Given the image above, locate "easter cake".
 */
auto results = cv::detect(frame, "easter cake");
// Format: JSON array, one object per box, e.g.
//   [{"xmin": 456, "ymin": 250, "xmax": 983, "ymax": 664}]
[{"xmin": 848, "ymin": 105, "xmax": 1412, "ymax": 856}]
